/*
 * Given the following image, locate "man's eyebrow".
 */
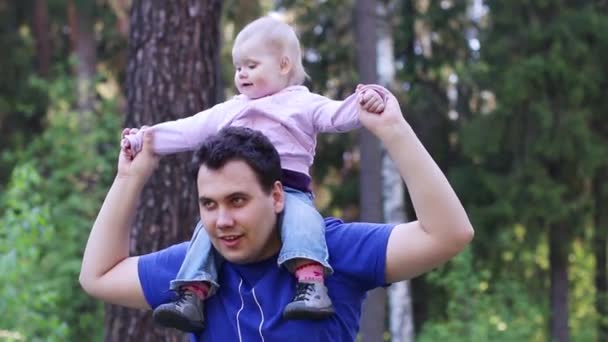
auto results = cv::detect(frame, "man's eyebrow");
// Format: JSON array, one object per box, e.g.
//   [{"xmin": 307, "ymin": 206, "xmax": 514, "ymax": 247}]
[
  {"xmin": 198, "ymin": 196, "xmax": 213, "ymax": 203},
  {"xmin": 198, "ymin": 192, "xmax": 249, "ymax": 202},
  {"xmin": 227, "ymin": 192, "xmax": 250, "ymax": 199}
]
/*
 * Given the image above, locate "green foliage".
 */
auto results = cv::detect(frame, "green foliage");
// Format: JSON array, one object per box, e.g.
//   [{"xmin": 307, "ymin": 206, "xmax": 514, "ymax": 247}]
[
  {"xmin": 454, "ymin": 2, "xmax": 607, "ymax": 340},
  {"xmin": 419, "ymin": 249, "xmax": 547, "ymax": 342},
  {"xmin": 0, "ymin": 71, "xmax": 121, "ymax": 341},
  {"xmin": 0, "ymin": 163, "xmax": 70, "ymax": 340},
  {"xmin": 0, "ymin": 8, "xmax": 48, "ymax": 190},
  {"xmin": 570, "ymin": 232, "xmax": 598, "ymax": 342}
]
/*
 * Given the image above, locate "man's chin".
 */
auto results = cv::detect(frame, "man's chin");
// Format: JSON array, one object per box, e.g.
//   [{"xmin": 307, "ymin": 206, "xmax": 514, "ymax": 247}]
[
  {"xmin": 220, "ymin": 249, "xmax": 271, "ymax": 265},
  {"xmin": 219, "ymin": 250, "xmax": 252, "ymax": 264}
]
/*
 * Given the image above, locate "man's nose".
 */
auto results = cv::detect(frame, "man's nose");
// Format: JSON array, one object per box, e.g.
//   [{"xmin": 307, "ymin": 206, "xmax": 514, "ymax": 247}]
[{"xmin": 216, "ymin": 207, "xmax": 234, "ymax": 228}]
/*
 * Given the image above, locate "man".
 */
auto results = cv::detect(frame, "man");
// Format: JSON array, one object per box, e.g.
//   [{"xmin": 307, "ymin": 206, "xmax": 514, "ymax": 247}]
[{"xmin": 79, "ymin": 92, "xmax": 474, "ymax": 341}]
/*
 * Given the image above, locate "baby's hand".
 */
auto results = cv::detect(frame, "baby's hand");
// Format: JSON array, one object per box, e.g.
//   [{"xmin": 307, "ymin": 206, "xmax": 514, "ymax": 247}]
[
  {"xmin": 121, "ymin": 138, "xmax": 133, "ymax": 160},
  {"xmin": 359, "ymin": 89, "xmax": 385, "ymax": 114},
  {"xmin": 121, "ymin": 127, "xmax": 140, "ymax": 160}
]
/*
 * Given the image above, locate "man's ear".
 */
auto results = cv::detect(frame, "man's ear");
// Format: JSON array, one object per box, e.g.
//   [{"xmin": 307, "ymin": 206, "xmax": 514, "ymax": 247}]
[
  {"xmin": 271, "ymin": 181, "xmax": 285, "ymax": 213},
  {"xmin": 280, "ymin": 56, "xmax": 292, "ymax": 76}
]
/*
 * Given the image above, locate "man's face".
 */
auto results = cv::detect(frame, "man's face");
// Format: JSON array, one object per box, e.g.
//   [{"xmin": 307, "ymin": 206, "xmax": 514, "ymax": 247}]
[{"xmin": 197, "ymin": 160, "xmax": 284, "ymax": 264}]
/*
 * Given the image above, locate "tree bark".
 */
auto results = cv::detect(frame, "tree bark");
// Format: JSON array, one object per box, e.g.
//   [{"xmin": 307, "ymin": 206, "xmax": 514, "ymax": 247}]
[
  {"xmin": 355, "ymin": 0, "xmax": 386, "ymax": 341},
  {"xmin": 67, "ymin": 0, "xmax": 97, "ymax": 113},
  {"xmin": 32, "ymin": 0, "xmax": 51, "ymax": 77},
  {"xmin": 549, "ymin": 222, "xmax": 570, "ymax": 342},
  {"xmin": 376, "ymin": 1, "xmax": 415, "ymax": 340},
  {"xmin": 104, "ymin": 1, "xmax": 222, "ymax": 341}
]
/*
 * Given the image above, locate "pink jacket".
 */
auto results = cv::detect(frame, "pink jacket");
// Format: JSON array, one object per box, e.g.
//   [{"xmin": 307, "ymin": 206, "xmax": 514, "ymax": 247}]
[{"xmin": 126, "ymin": 84, "xmax": 389, "ymax": 176}]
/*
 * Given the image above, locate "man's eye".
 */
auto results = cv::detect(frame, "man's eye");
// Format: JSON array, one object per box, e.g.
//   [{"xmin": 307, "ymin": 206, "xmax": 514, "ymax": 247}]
[
  {"xmin": 202, "ymin": 201, "xmax": 216, "ymax": 210},
  {"xmin": 232, "ymin": 197, "xmax": 246, "ymax": 206}
]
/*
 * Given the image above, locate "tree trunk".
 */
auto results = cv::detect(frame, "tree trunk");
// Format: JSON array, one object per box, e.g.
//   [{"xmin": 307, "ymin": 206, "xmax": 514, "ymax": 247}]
[
  {"xmin": 384, "ymin": 152, "xmax": 414, "ymax": 342},
  {"xmin": 594, "ymin": 167, "xmax": 608, "ymax": 341},
  {"xmin": 32, "ymin": 0, "xmax": 50, "ymax": 77},
  {"xmin": 67, "ymin": 0, "xmax": 97, "ymax": 113},
  {"xmin": 388, "ymin": 281, "xmax": 415, "ymax": 342},
  {"xmin": 376, "ymin": 1, "xmax": 415, "ymax": 341},
  {"xmin": 104, "ymin": 1, "xmax": 223, "ymax": 341},
  {"xmin": 549, "ymin": 222, "xmax": 570, "ymax": 342},
  {"xmin": 355, "ymin": 0, "xmax": 386, "ymax": 341}
]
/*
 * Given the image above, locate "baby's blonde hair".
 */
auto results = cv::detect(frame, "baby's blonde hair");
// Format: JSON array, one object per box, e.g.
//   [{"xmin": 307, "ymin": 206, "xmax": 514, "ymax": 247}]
[{"xmin": 234, "ymin": 16, "xmax": 309, "ymax": 86}]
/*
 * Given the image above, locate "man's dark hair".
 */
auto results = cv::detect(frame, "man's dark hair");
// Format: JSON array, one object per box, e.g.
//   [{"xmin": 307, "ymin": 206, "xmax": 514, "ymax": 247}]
[{"xmin": 191, "ymin": 126, "xmax": 282, "ymax": 193}]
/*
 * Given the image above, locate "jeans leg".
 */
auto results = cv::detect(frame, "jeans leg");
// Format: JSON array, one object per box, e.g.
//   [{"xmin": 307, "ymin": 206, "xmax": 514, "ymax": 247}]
[
  {"xmin": 277, "ymin": 191, "xmax": 333, "ymax": 275},
  {"xmin": 170, "ymin": 221, "xmax": 222, "ymax": 296}
]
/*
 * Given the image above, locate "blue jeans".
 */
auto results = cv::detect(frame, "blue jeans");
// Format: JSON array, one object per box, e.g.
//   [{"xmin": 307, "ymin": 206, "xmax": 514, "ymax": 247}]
[{"xmin": 170, "ymin": 187, "xmax": 333, "ymax": 294}]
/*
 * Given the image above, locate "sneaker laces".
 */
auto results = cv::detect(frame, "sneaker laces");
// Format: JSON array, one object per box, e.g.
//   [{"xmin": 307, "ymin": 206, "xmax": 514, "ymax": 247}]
[
  {"xmin": 175, "ymin": 289, "xmax": 196, "ymax": 308},
  {"xmin": 293, "ymin": 282, "xmax": 316, "ymax": 301}
]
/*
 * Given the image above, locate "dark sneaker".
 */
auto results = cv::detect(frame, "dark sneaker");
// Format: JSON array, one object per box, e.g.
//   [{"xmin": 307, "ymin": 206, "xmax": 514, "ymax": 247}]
[
  {"xmin": 153, "ymin": 290, "xmax": 205, "ymax": 333},
  {"xmin": 283, "ymin": 281, "xmax": 335, "ymax": 320}
]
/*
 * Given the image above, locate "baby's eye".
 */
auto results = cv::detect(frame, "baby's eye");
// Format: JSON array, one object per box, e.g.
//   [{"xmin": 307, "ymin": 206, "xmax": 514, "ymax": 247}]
[{"xmin": 248, "ymin": 64, "xmax": 257, "ymax": 69}]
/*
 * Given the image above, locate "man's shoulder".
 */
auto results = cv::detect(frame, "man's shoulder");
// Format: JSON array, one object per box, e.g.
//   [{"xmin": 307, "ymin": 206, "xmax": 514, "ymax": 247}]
[
  {"xmin": 138, "ymin": 241, "xmax": 188, "ymax": 309},
  {"xmin": 323, "ymin": 217, "xmax": 394, "ymax": 252},
  {"xmin": 323, "ymin": 217, "xmax": 393, "ymax": 239},
  {"xmin": 323, "ymin": 217, "xmax": 395, "ymax": 291}
]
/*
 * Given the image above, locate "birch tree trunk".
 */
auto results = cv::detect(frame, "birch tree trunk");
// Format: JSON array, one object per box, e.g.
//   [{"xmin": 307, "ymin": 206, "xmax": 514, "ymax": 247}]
[
  {"xmin": 376, "ymin": 1, "xmax": 414, "ymax": 341},
  {"xmin": 355, "ymin": 0, "xmax": 386, "ymax": 341}
]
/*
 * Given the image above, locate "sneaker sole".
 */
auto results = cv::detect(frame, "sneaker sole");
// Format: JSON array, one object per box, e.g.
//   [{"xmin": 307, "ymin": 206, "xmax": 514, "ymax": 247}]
[
  {"xmin": 282, "ymin": 306, "xmax": 336, "ymax": 320},
  {"xmin": 153, "ymin": 310, "xmax": 205, "ymax": 333}
]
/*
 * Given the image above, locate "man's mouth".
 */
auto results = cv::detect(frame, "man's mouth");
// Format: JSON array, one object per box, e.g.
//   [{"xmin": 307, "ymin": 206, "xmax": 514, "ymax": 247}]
[{"xmin": 219, "ymin": 234, "xmax": 243, "ymax": 247}]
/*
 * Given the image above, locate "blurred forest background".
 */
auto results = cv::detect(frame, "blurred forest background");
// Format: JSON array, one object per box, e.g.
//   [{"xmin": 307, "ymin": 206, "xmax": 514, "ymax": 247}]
[{"xmin": 1, "ymin": 0, "xmax": 607, "ymax": 341}]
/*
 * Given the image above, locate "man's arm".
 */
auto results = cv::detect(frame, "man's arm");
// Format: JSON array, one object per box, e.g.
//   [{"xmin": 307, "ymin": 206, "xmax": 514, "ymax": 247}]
[
  {"xmin": 79, "ymin": 129, "xmax": 160, "ymax": 309},
  {"xmin": 359, "ymin": 93, "xmax": 475, "ymax": 283}
]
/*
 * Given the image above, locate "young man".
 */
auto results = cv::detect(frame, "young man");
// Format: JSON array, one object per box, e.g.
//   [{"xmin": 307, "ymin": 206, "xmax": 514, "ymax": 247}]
[{"xmin": 79, "ymin": 92, "xmax": 474, "ymax": 341}]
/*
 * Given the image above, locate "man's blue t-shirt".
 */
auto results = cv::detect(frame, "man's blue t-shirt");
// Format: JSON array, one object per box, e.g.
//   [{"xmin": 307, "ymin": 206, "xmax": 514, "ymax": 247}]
[{"xmin": 138, "ymin": 218, "xmax": 394, "ymax": 341}]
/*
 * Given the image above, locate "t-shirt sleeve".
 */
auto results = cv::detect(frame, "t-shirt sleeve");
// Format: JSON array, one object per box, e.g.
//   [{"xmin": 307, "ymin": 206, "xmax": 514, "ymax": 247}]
[
  {"xmin": 138, "ymin": 242, "xmax": 188, "ymax": 309},
  {"xmin": 325, "ymin": 218, "xmax": 394, "ymax": 291}
]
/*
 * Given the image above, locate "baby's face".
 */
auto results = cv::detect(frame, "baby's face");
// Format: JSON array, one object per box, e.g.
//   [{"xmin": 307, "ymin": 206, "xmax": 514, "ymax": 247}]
[{"xmin": 232, "ymin": 40, "xmax": 289, "ymax": 99}]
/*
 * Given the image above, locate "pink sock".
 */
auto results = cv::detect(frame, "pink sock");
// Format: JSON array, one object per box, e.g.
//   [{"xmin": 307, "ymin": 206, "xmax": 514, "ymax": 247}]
[
  {"xmin": 294, "ymin": 262, "xmax": 325, "ymax": 283},
  {"xmin": 182, "ymin": 282, "xmax": 210, "ymax": 300}
]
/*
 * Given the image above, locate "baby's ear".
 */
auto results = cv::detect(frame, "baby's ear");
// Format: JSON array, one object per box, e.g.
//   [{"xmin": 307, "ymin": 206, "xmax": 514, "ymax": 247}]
[{"xmin": 280, "ymin": 56, "xmax": 292, "ymax": 75}]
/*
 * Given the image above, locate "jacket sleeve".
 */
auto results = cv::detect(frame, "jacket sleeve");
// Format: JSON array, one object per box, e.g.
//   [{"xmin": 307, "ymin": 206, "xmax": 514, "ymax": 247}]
[
  {"xmin": 124, "ymin": 106, "xmax": 219, "ymax": 155},
  {"xmin": 310, "ymin": 84, "xmax": 391, "ymax": 133}
]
